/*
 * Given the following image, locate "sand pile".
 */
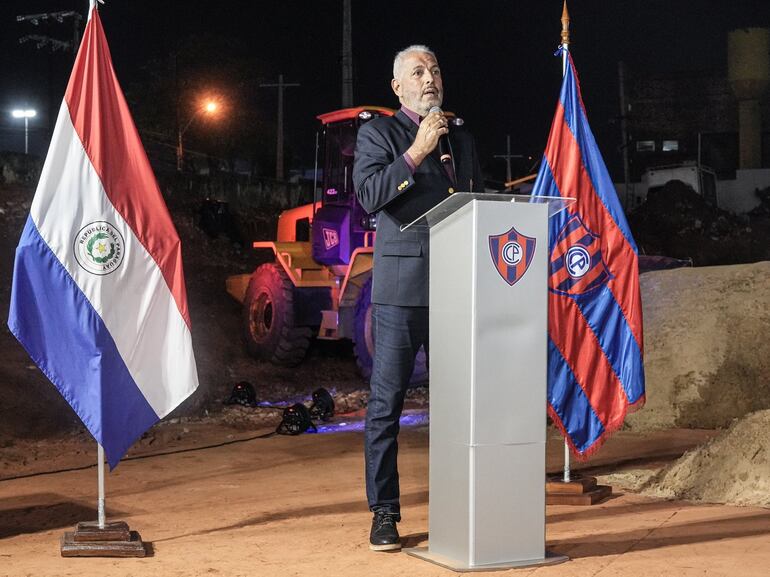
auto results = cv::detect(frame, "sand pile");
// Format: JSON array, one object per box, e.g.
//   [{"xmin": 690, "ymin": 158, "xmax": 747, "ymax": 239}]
[
  {"xmin": 627, "ymin": 261, "xmax": 770, "ymax": 431},
  {"xmin": 643, "ymin": 409, "xmax": 770, "ymax": 506}
]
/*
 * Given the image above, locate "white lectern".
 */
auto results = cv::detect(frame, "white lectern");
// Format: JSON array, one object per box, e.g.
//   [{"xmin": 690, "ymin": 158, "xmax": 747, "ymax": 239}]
[{"xmin": 402, "ymin": 193, "xmax": 573, "ymax": 571}]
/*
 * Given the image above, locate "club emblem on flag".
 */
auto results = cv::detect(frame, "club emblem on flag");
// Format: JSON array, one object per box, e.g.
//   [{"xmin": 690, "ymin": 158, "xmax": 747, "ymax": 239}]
[
  {"xmin": 549, "ymin": 214, "xmax": 611, "ymax": 296},
  {"xmin": 488, "ymin": 226, "xmax": 536, "ymax": 286}
]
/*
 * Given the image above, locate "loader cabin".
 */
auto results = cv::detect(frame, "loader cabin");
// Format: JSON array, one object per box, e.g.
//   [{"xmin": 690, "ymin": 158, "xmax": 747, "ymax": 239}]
[
  {"xmin": 311, "ymin": 106, "xmax": 395, "ymax": 267},
  {"xmin": 311, "ymin": 106, "xmax": 457, "ymax": 267}
]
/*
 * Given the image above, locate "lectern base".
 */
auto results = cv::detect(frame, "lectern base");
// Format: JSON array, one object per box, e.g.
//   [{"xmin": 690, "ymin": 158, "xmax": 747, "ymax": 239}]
[{"xmin": 405, "ymin": 548, "xmax": 568, "ymax": 572}]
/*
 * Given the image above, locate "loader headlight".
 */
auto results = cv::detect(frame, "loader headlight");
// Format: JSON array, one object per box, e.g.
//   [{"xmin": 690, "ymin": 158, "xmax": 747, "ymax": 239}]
[{"xmin": 360, "ymin": 214, "xmax": 378, "ymax": 230}]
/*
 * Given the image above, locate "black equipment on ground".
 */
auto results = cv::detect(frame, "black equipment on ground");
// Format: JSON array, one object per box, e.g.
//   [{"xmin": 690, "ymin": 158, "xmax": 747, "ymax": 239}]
[
  {"xmin": 276, "ymin": 403, "xmax": 317, "ymax": 435},
  {"xmin": 224, "ymin": 381, "xmax": 258, "ymax": 407},
  {"xmin": 309, "ymin": 387, "xmax": 335, "ymax": 422}
]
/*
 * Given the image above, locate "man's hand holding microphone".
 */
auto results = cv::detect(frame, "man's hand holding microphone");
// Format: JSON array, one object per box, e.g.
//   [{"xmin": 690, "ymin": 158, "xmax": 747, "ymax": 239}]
[{"xmin": 406, "ymin": 107, "xmax": 449, "ymax": 167}]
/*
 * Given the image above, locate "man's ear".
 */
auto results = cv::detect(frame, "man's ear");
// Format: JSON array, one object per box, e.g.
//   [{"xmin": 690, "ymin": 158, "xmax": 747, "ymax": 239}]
[{"xmin": 391, "ymin": 78, "xmax": 402, "ymax": 98}]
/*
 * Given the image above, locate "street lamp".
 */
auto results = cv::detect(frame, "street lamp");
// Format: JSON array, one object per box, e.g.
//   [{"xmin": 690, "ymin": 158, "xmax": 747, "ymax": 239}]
[
  {"xmin": 11, "ymin": 109, "xmax": 37, "ymax": 154},
  {"xmin": 176, "ymin": 99, "xmax": 220, "ymax": 172}
]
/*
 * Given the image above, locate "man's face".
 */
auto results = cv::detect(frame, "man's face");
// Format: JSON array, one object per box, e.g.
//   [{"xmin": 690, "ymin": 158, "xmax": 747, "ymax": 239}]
[{"xmin": 391, "ymin": 51, "xmax": 443, "ymax": 116}]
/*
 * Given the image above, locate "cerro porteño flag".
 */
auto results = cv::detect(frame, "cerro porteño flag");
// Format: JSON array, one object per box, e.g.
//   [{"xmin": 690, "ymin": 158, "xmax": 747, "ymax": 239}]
[
  {"xmin": 531, "ymin": 48, "xmax": 645, "ymax": 457},
  {"xmin": 7, "ymin": 5, "xmax": 198, "ymax": 468}
]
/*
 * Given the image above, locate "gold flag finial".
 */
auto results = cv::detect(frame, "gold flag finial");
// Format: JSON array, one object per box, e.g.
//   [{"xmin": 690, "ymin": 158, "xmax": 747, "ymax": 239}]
[{"xmin": 561, "ymin": 0, "xmax": 571, "ymax": 46}]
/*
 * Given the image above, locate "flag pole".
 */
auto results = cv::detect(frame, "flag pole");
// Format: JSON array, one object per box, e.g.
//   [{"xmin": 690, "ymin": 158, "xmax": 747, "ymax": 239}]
[
  {"xmin": 87, "ymin": 0, "xmax": 106, "ymax": 529},
  {"xmin": 561, "ymin": 0, "xmax": 570, "ymax": 75},
  {"xmin": 97, "ymin": 444, "xmax": 106, "ymax": 528},
  {"xmin": 560, "ymin": 0, "xmax": 571, "ymax": 485}
]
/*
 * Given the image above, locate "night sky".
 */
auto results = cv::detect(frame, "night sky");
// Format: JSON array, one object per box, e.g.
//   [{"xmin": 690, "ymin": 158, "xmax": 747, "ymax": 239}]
[{"xmin": 1, "ymin": 0, "xmax": 769, "ymax": 183}]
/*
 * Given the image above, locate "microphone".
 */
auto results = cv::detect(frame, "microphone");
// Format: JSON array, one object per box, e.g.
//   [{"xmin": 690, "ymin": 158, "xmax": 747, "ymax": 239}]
[{"xmin": 428, "ymin": 106, "xmax": 452, "ymax": 165}]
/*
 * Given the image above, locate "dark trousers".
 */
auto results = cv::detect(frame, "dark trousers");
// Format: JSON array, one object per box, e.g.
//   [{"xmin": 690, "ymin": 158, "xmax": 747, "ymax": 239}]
[{"xmin": 365, "ymin": 303, "xmax": 429, "ymax": 519}]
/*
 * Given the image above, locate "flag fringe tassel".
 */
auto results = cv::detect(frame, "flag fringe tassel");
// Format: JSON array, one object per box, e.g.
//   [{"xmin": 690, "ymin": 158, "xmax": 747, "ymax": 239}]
[{"xmin": 548, "ymin": 393, "xmax": 647, "ymax": 461}]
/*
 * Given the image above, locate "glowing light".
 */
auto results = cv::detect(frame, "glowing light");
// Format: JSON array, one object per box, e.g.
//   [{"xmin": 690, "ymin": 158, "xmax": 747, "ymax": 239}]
[
  {"xmin": 12, "ymin": 109, "xmax": 36, "ymax": 118},
  {"xmin": 11, "ymin": 109, "xmax": 37, "ymax": 154},
  {"xmin": 315, "ymin": 411, "xmax": 429, "ymax": 434},
  {"xmin": 177, "ymin": 97, "xmax": 225, "ymax": 171}
]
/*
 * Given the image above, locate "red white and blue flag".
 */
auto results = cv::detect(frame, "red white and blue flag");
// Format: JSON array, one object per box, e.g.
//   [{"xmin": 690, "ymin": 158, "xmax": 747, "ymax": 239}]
[
  {"xmin": 7, "ymin": 5, "xmax": 198, "ymax": 468},
  {"xmin": 532, "ymin": 48, "xmax": 645, "ymax": 457}
]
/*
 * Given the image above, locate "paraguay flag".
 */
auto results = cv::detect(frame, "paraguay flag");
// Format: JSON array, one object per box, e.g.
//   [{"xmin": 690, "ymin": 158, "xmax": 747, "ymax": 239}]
[
  {"xmin": 532, "ymin": 48, "xmax": 644, "ymax": 457},
  {"xmin": 7, "ymin": 4, "xmax": 198, "ymax": 468}
]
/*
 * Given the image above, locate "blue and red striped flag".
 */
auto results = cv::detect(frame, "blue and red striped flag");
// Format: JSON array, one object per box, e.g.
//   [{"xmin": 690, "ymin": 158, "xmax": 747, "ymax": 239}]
[
  {"xmin": 8, "ymin": 4, "xmax": 198, "ymax": 468},
  {"xmin": 532, "ymin": 48, "xmax": 645, "ymax": 457}
]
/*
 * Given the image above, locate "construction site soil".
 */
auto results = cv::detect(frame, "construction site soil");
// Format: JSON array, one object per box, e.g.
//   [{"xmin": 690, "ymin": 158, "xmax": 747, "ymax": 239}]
[
  {"xmin": 2, "ymin": 178, "xmax": 770, "ymax": 513},
  {"xmin": 628, "ymin": 180, "xmax": 770, "ymax": 266}
]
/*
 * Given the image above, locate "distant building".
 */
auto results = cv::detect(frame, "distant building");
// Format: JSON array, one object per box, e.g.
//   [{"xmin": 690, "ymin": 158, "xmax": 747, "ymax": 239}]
[
  {"xmin": 626, "ymin": 71, "xmax": 757, "ymax": 180},
  {"xmin": 618, "ymin": 28, "xmax": 770, "ymax": 214}
]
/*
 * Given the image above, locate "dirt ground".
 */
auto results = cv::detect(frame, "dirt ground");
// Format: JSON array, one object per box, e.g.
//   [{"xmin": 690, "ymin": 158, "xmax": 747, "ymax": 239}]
[{"xmin": 2, "ymin": 420, "xmax": 769, "ymax": 577}]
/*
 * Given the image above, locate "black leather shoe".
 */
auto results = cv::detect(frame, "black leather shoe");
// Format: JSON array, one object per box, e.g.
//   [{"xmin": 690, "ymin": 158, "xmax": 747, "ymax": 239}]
[{"xmin": 369, "ymin": 512, "xmax": 400, "ymax": 551}]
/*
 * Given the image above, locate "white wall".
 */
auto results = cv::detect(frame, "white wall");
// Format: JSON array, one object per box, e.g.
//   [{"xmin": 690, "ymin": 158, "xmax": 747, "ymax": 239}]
[{"xmin": 717, "ymin": 169, "xmax": 770, "ymax": 214}]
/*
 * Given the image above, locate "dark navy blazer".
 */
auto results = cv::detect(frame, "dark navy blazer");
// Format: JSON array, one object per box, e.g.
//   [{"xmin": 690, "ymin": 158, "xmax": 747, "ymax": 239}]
[{"xmin": 353, "ymin": 109, "xmax": 484, "ymax": 306}]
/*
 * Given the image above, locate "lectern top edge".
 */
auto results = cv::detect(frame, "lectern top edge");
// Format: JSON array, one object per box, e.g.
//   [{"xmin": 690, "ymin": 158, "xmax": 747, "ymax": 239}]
[{"xmin": 399, "ymin": 193, "xmax": 576, "ymax": 232}]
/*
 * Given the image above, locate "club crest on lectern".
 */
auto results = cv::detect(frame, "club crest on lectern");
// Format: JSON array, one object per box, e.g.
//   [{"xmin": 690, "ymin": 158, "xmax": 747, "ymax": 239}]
[{"xmin": 488, "ymin": 226, "xmax": 536, "ymax": 286}]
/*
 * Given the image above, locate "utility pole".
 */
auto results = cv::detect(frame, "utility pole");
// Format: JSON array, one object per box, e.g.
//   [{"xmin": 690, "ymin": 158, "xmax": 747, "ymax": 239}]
[
  {"xmin": 72, "ymin": 13, "xmax": 81, "ymax": 55},
  {"xmin": 260, "ymin": 74, "xmax": 301, "ymax": 181},
  {"xmin": 493, "ymin": 135, "xmax": 524, "ymax": 189},
  {"xmin": 618, "ymin": 61, "xmax": 632, "ymax": 210},
  {"xmin": 342, "ymin": 0, "xmax": 353, "ymax": 107}
]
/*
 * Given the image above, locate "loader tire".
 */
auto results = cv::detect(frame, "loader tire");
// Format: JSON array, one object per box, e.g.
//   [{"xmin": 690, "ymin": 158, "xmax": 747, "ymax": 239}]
[
  {"xmin": 353, "ymin": 278, "xmax": 428, "ymax": 385},
  {"xmin": 243, "ymin": 263, "xmax": 311, "ymax": 366},
  {"xmin": 353, "ymin": 278, "xmax": 376, "ymax": 380}
]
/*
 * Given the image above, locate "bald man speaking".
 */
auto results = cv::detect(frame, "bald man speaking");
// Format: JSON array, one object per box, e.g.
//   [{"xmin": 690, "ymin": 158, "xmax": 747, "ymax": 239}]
[{"xmin": 353, "ymin": 44, "xmax": 483, "ymax": 551}]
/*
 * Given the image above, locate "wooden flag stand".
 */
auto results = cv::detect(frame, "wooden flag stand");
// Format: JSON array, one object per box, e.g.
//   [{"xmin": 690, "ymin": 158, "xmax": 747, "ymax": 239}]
[
  {"xmin": 546, "ymin": 441, "xmax": 612, "ymax": 506},
  {"xmin": 546, "ymin": 475, "xmax": 612, "ymax": 506},
  {"xmin": 61, "ymin": 521, "xmax": 146, "ymax": 557},
  {"xmin": 60, "ymin": 445, "xmax": 146, "ymax": 557}
]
